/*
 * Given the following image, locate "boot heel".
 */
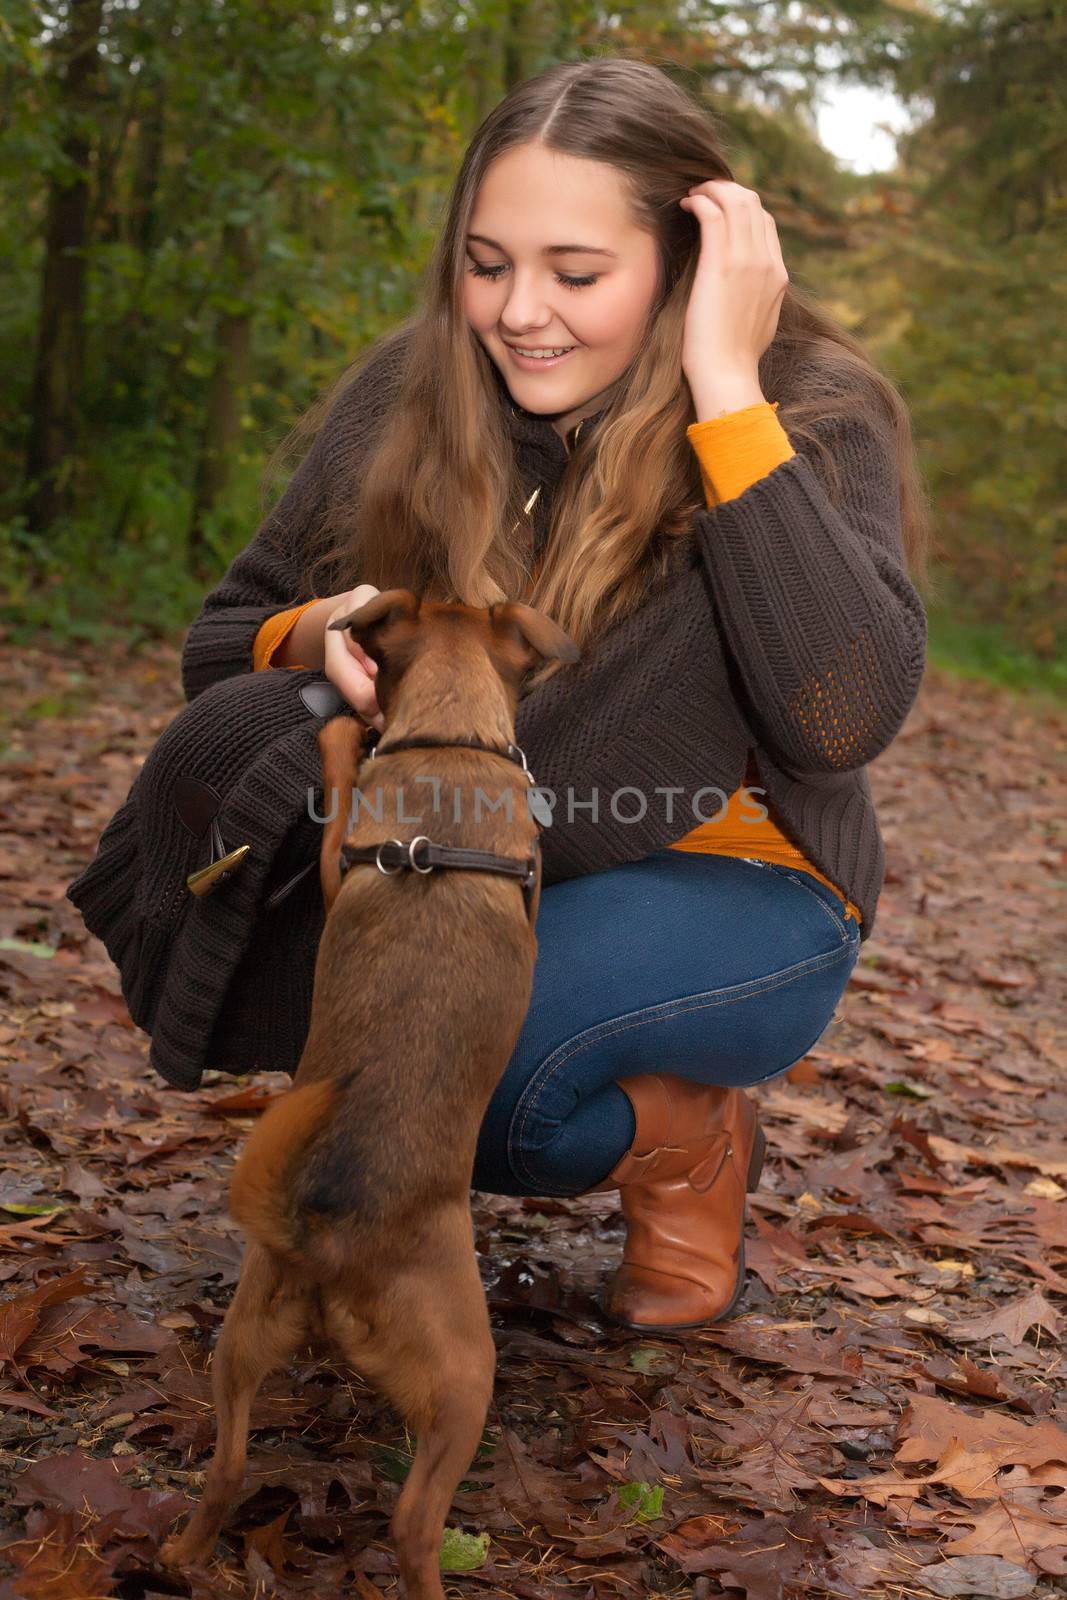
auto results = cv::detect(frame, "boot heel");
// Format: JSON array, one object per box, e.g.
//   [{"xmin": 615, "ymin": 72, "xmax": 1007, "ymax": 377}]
[{"xmin": 747, "ymin": 1124, "xmax": 766, "ymax": 1193}]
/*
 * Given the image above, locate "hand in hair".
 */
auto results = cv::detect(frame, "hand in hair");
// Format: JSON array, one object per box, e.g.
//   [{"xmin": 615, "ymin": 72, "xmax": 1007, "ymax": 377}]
[{"xmin": 678, "ymin": 179, "xmax": 789, "ymax": 421}]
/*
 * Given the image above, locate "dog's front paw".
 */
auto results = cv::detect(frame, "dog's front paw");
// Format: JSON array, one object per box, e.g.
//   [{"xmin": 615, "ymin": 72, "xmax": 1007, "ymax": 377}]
[
  {"xmin": 159, "ymin": 1527, "xmax": 212, "ymax": 1570},
  {"xmin": 158, "ymin": 1534, "xmax": 184, "ymax": 1568}
]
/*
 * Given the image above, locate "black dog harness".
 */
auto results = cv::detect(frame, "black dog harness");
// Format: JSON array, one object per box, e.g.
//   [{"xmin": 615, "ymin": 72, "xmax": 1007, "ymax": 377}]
[
  {"xmin": 262, "ymin": 726, "xmax": 550, "ymax": 928},
  {"xmin": 336, "ymin": 726, "xmax": 545, "ymax": 925}
]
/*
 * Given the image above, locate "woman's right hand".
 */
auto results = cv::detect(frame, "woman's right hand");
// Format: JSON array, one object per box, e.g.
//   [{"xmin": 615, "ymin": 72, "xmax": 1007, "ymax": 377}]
[{"xmin": 324, "ymin": 584, "xmax": 385, "ymax": 731}]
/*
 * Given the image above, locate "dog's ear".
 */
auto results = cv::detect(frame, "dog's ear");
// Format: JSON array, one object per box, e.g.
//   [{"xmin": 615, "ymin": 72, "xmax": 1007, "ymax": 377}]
[
  {"xmin": 327, "ymin": 588, "xmax": 419, "ymax": 664},
  {"xmin": 490, "ymin": 601, "xmax": 581, "ymax": 669}
]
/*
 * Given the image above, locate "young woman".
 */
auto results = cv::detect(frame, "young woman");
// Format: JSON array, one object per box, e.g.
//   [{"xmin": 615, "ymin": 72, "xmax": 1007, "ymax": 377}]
[{"xmin": 170, "ymin": 57, "xmax": 931, "ymax": 1333}]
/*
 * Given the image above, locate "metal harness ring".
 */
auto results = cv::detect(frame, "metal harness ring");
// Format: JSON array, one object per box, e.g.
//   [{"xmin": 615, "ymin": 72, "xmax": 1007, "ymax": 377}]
[
  {"xmin": 407, "ymin": 836, "xmax": 433, "ymax": 874},
  {"xmin": 375, "ymin": 839, "xmax": 406, "ymax": 875}
]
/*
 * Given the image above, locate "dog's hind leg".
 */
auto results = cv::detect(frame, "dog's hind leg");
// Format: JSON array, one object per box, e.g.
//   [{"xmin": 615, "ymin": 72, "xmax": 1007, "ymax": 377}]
[
  {"xmin": 324, "ymin": 1218, "xmax": 496, "ymax": 1600},
  {"xmin": 160, "ymin": 1243, "xmax": 310, "ymax": 1570}
]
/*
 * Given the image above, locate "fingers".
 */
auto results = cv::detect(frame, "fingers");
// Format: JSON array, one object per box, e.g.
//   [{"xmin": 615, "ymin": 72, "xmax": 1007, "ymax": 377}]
[
  {"xmin": 324, "ymin": 628, "xmax": 384, "ymax": 730},
  {"xmin": 345, "ymin": 634, "xmax": 378, "ymax": 678},
  {"xmin": 341, "ymin": 666, "xmax": 384, "ymax": 730},
  {"xmin": 684, "ymin": 179, "xmax": 785, "ymax": 278},
  {"xmin": 339, "ymin": 582, "xmax": 381, "ymax": 612},
  {"xmin": 685, "ymin": 179, "xmax": 761, "ymax": 246},
  {"xmin": 324, "ymin": 584, "xmax": 385, "ymax": 729}
]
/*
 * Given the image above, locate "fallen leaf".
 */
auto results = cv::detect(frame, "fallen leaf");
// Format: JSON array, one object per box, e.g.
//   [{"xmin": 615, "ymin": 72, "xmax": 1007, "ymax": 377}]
[{"xmin": 915, "ymin": 1554, "xmax": 1036, "ymax": 1597}]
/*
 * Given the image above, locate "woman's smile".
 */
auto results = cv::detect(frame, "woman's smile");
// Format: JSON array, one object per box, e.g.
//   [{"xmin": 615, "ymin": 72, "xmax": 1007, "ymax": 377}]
[{"xmin": 505, "ymin": 343, "xmax": 580, "ymax": 371}]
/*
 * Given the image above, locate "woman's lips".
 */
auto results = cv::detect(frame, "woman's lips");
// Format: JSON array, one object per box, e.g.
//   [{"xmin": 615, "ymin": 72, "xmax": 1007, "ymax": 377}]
[{"xmin": 506, "ymin": 344, "xmax": 579, "ymax": 371}]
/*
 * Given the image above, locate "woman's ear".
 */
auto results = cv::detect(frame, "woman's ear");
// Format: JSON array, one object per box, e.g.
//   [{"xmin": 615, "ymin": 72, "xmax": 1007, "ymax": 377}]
[
  {"xmin": 491, "ymin": 601, "xmax": 581, "ymax": 670},
  {"xmin": 328, "ymin": 588, "xmax": 419, "ymax": 663}
]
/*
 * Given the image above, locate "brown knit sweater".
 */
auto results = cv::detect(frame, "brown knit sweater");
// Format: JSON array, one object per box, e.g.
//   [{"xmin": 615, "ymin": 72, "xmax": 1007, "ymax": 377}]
[
  {"xmin": 180, "ymin": 328, "xmax": 926, "ymax": 941},
  {"xmin": 253, "ymin": 400, "xmax": 866, "ymax": 926},
  {"xmin": 66, "ymin": 327, "xmax": 927, "ymax": 1089}
]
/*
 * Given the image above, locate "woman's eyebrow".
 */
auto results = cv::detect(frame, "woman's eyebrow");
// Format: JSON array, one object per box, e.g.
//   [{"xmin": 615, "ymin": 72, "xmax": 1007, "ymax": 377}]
[{"xmin": 466, "ymin": 232, "xmax": 617, "ymax": 258}]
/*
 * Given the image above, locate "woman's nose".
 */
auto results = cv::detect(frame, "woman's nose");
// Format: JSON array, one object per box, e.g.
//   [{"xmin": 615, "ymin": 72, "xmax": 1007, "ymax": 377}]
[{"xmin": 502, "ymin": 278, "xmax": 557, "ymax": 326}]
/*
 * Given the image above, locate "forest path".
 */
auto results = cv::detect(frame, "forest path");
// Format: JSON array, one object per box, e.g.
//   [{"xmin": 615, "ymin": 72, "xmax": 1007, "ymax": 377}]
[{"xmin": 0, "ymin": 643, "xmax": 1064, "ymax": 1598}]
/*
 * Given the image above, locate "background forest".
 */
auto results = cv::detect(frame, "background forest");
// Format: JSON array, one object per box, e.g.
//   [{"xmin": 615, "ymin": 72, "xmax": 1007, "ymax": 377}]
[
  {"xmin": 2, "ymin": 7, "xmax": 1066, "ymax": 1595},
  {"xmin": 1, "ymin": 0, "xmax": 1064, "ymax": 698}
]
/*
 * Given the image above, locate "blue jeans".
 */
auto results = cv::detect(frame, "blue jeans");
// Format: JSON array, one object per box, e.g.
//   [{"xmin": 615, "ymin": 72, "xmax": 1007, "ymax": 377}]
[{"xmin": 471, "ymin": 850, "xmax": 861, "ymax": 1198}]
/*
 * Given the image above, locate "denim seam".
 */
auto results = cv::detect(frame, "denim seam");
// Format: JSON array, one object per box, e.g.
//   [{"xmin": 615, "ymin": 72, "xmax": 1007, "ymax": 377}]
[
  {"xmin": 507, "ymin": 938, "xmax": 854, "ymax": 1191},
  {"xmin": 757, "ymin": 864, "xmax": 852, "ymax": 943},
  {"xmin": 738, "ymin": 948, "xmax": 861, "ymax": 1090}
]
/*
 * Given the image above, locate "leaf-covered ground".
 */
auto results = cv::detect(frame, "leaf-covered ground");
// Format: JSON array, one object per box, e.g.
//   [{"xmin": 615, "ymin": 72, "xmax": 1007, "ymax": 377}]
[{"xmin": 1, "ymin": 638, "xmax": 1065, "ymax": 1599}]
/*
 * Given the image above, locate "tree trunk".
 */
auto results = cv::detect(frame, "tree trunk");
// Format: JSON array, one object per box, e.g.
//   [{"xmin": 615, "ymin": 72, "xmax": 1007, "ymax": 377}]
[
  {"xmin": 128, "ymin": 55, "xmax": 166, "ymax": 254},
  {"xmin": 188, "ymin": 221, "xmax": 256, "ymax": 581},
  {"xmin": 22, "ymin": 0, "xmax": 105, "ymax": 536}
]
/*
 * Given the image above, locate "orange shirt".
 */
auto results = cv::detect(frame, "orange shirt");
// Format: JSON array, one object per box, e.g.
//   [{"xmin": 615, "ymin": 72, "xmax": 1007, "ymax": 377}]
[
  {"xmin": 253, "ymin": 598, "xmax": 318, "ymax": 673},
  {"xmin": 252, "ymin": 402, "xmax": 859, "ymax": 925}
]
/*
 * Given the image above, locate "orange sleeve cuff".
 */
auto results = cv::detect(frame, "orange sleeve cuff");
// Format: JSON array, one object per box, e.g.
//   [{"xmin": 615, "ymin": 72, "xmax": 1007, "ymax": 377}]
[
  {"xmin": 253, "ymin": 600, "xmax": 319, "ymax": 672},
  {"xmin": 686, "ymin": 401, "xmax": 796, "ymax": 508}
]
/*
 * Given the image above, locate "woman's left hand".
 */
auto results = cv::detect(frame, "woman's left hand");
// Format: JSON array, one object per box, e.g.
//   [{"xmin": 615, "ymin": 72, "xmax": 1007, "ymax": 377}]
[{"xmin": 678, "ymin": 179, "xmax": 789, "ymax": 416}]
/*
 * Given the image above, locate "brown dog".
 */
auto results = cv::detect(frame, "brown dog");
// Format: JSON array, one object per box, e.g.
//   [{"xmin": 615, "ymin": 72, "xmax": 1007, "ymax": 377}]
[{"xmin": 161, "ymin": 590, "xmax": 579, "ymax": 1599}]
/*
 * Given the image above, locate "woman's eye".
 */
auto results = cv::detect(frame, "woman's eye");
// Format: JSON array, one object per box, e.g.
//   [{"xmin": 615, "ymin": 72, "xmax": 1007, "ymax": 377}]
[{"xmin": 466, "ymin": 262, "xmax": 598, "ymax": 291}]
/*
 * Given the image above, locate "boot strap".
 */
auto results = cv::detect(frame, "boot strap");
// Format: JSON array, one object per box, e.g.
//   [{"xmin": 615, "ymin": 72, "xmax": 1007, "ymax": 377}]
[
  {"xmin": 613, "ymin": 1132, "xmax": 734, "ymax": 1188},
  {"xmin": 612, "ymin": 1142, "xmax": 686, "ymax": 1184},
  {"xmin": 688, "ymin": 1138, "xmax": 736, "ymax": 1193}
]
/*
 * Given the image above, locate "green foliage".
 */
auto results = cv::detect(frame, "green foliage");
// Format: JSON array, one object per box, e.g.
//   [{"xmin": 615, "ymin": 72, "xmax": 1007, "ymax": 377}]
[
  {"xmin": 1, "ymin": 0, "xmax": 1060, "ymax": 695},
  {"xmin": 615, "ymin": 1480, "xmax": 665, "ymax": 1523},
  {"xmin": 820, "ymin": 208, "xmax": 1066, "ymax": 672},
  {"xmin": 816, "ymin": 0, "xmax": 1066, "ymax": 682},
  {"xmin": 439, "ymin": 1526, "xmax": 490, "ymax": 1571},
  {"xmin": 628, "ymin": 1345, "xmax": 675, "ymax": 1374},
  {"xmin": 927, "ymin": 587, "xmax": 1067, "ymax": 706}
]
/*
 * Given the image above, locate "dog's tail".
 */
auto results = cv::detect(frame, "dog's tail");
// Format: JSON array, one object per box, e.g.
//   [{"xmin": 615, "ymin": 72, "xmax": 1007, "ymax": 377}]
[
  {"xmin": 229, "ymin": 1078, "xmax": 338, "ymax": 1258},
  {"xmin": 318, "ymin": 714, "xmax": 369, "ymax": 916}
]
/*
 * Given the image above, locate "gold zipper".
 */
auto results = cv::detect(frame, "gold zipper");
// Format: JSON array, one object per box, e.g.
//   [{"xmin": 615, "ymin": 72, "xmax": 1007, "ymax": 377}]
[{"xmin": 509, "ymin": 483, "xmax": 542, "ymax": 541}]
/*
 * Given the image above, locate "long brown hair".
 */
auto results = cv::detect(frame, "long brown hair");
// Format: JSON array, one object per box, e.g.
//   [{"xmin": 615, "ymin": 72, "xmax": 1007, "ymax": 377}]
[{"xmin": 270, "ymin": 55, "xmax": 933, "ymax": 678}]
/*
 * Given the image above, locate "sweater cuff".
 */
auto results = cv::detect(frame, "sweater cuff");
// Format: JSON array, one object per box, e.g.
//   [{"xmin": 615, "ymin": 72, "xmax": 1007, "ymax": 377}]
[
  {"xmin": 253, "ymin": 601, "xmax": 319, "ymax": 672},
  {"xmin": 687, "ymin": 401, "xmax": 796, "ymax": 508}
]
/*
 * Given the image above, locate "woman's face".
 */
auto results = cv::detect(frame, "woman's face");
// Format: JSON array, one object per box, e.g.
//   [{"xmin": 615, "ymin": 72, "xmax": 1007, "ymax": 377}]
[{"xmin": 463, "ymin": 143, "xmax": 661, "ymax": 440}]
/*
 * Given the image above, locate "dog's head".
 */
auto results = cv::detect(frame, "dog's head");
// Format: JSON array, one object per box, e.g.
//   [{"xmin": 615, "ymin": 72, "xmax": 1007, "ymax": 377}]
[{"xmin": 327, "ymin": 590, "xmax": 579, "ymax": 715}]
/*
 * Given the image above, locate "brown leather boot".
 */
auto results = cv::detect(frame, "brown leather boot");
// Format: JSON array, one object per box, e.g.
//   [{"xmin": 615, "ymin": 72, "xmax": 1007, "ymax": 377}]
[{"xmin": 583, "ymin": 1073, "xmax": 766, "ymax": 1332}]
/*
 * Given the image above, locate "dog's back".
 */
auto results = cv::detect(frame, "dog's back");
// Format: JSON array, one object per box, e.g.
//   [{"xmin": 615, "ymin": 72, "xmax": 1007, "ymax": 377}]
[{"xmin": 231, "ymin": 751, "xmax": 538, "ymax": 1273}]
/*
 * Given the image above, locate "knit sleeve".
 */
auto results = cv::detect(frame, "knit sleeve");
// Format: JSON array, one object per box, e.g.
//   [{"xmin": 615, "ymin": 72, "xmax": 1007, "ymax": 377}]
[
  {"xmin": 692, "ymin": 397, "xmax": 927, "ymax": 775},
  {"xmin": 179, "ymin": 327, "xmax": 410, "ymax": 704}
]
